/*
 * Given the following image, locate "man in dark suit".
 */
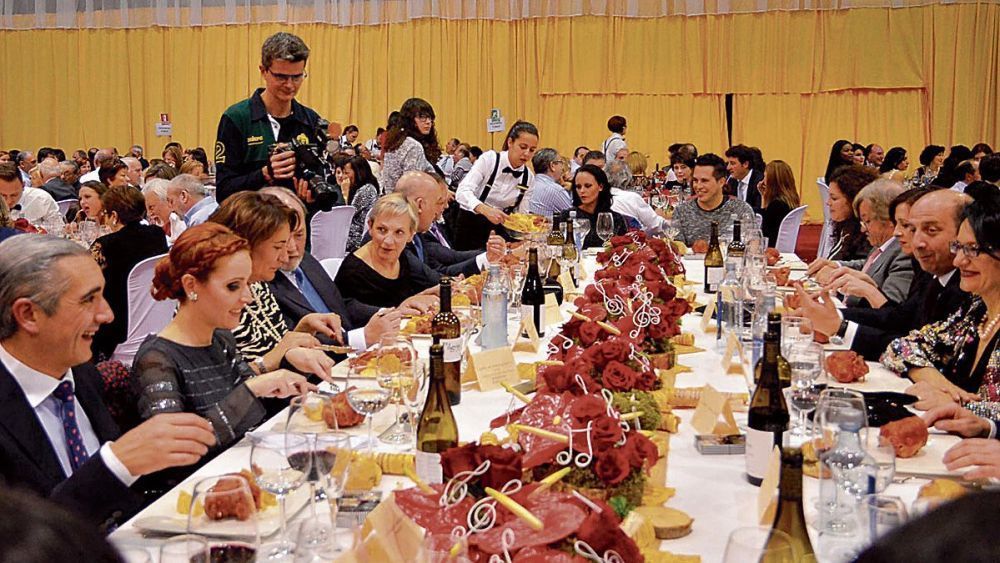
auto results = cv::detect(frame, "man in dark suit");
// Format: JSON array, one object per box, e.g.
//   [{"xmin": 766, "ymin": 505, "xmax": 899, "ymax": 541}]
[
  {"xmin": 724, "ymin": 145, "xmax": 763, "ymax": 215},
  {"xmin": 38, "ymin": 160, "xmax": 79, "ymax": 202},
  {"xmin": 0, "ymin": 235, "xmax": 216, "ymax": 532},
  {"xmin": 396, "ymin": 171, "xmax": 506, "ymax": 277},
  {"xmin": 263, "ymin": 188, "xmax": 419, "ymax": 352},
  {"xmin": 795, "ymin": 189, "xmax": 971, "ymax": 363}
]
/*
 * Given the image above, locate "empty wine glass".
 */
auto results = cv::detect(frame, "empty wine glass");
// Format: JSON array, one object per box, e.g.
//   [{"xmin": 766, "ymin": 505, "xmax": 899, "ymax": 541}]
[
  {"xmin": 286, "ymin": 392, "xmax": 335, "ymax": 434},
  {"xmin": 508, "ymin": 260, "xmax": 526, "ymax": 308},
  {"xmin": 781, "ymin": 316, "xmax": 814, "ymax": 357},
  {"xmin": 158, "ymin": 535, "xmax": 209, "ymax": 563},
  {"xmin": 346, "ymin": 383, "xmax": 392, "ymax": 454},
  {"xmin": 573, "ymin": 218, "xmax": 591, "ymax": 250},
  {"xmin": 187, "ymin": 474, "xmax": 260, "ymax": 563},
  {"xmin": 78, "ymin": 219, "xmax": 99, "ymax": 247},
  {"xmin": 596, "ymin": 212, "xmax": 614, "ymax": 245},
  {"xmin": 250, "ymin": 432, "xmax": 312, "ymax": 560},
  {"xmin": 788, "ymin": 342, "xmax": 824, "ymax": 437},
  {"xmin": 374, "ymin": 335, "xmax": 417, "ymax": 446},
  {"xmin": 402, "ymin": 361, "xmax": 429, "ymax": 445},
  {"xmin": 295, "ymin": 515, "xmax": 361, "ymax": 562},
  {"xmin": 722, "ymin": 526, "xmax": 794, "ymax": 563}
]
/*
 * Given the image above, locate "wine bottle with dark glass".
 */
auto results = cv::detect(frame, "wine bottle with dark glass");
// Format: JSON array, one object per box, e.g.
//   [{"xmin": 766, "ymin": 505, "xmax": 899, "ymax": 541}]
[
  {"xmin": 727, "ymin": 218, "xmax": 745, "ymax": 268},
  {"xmin": 754, "ymin": 314, "xmax": 792, "ymax": 389},
  {"xmin": 745, "ymin": 312, "xmax": 790, "ymax": 486},
  {"xmin": 414, "ymin": 344, "xmax": 459, "ymax": 485},
  {"xmin": 521, "ymin": 247, "xmax": 546, "ymax": 337},
  {"xmin": 431, "ymin": 277, "xmax": 462, "ymax": 405},
  {"xmin": 767, "ymin": 446, "xmax": 815, "ymax": 560},
  {"xmin": 704, "ymin": 221, "xmax": 724, "ymax": 293}
]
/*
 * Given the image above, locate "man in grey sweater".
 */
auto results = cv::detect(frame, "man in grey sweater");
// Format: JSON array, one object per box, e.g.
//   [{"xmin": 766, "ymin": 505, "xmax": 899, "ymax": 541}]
[{"xmin": 672, "ymin": 153, "xmax": 755, "ymax": 245}]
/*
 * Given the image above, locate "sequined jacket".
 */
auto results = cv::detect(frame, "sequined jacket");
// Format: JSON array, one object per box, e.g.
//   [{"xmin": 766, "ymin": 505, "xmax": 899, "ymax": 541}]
[{"xmin": 881, "ymin": 298, "xmax": 1000, "ymax": 419}]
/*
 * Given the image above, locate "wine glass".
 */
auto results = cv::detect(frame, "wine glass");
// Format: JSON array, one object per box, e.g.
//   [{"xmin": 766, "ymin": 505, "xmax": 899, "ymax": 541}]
[
  {"xmin": 402, "ymin": 361, "xmax": 430, "ymax": 445},
  {"xmin": 158, "ymin": 535, "xmax": 209, "ymax": 563},
  {"xmin": 781, "ymin": 316, "xmax": 814, "ymax": 357},
  {"xmin": 788, "ymin": 342, "xmax": 823, "ymax": 437},
  {"xmin": 249, "ymin": 432, "xmax": 312, "ymax": 560},
  {"xmin": 722, "ymin": 526, "xmax": 794, "ymax": 563},
  {"xmin": 346, "ymin": 384, "xmax": 392, "ymax": 454},
  {"xmin": 813, "ymin": 392, "xmax": 867, "ymax": 536},
  {"xmin": 296, "ymin": 432, "xmax": 352, "ymax": 557},
  {"xmin": 286, "ymin": 392, "xmax": 335, "ymax": 434},
  {"xmin": 78, "ymin": 219, "xmax": 99, "ymax": 247},
  {"xmin": 596, "ymin": 212, "xmax": 614, "ymax": 246},
  {"xmin": 375, "ymin": 335, "xmax": 418, "ymax": 446},
  {"xmin": 295, "ymin": 515, "xmax": 361, "ymax": 562},
  {"xmin": 573, "ymin": 218, "xmax": 591, "ymax": 250},
  {"xmin": 508, "ymin": 260, "xmax": 526, "ymax": 309},
  {"xmin": 186, "ymin": 474, "xmax": 260, "ymax": 563}
]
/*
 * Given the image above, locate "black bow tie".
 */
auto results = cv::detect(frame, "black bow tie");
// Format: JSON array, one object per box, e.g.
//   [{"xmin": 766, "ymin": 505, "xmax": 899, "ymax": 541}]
[
  {"xmin": 503, "ymin": 166, "xmax": 524, "ymax": 179},
  {"xmin": 11, "ymin": 204, "xmax": 22, "ymax": 211}
]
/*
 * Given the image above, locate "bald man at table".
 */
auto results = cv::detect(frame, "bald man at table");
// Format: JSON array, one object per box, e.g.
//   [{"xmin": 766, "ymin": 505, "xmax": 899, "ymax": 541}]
[{"xmin": 0, "ymin": 235, "xmax": 216, "ymax": 533}]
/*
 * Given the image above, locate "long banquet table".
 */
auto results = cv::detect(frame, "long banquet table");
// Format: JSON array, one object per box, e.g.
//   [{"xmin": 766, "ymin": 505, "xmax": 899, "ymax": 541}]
[{"xmin": 111, "ymin": 252, "xmax": 934, "ymax": 562}]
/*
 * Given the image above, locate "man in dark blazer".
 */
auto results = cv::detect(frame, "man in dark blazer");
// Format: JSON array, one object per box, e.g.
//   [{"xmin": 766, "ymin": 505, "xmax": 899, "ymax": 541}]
[
  {"xmin": 396, "ymin": 171, "xmax": 506, "ymax": 277},
  {"xmin": 794, "ymin": 189, "xmax": 971, "ymax": 361},
  {"xmin": 38, "ymin": 160, "xmax": 79, "ymax": 202},
  {"xmin": 0, "ymin": 235, "xmax": 215, "ymax": 532},
  {"xmin": 724, "ymin": 145, "xmax": 763, "ymax": 215},
  {"xmin": 263, "ymin": 188, "xmax": 419, "ymax": 352}
]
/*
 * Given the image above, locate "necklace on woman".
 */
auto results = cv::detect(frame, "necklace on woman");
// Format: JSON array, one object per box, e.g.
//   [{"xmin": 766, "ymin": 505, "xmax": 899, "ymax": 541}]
[{"xmin": 978, "ymin": 311, "xmax": 1000, "ymax": 340}]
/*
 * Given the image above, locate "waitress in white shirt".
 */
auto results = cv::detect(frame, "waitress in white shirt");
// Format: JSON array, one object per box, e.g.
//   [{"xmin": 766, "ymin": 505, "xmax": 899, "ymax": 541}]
[{"xmin": 453, "ymin": 121, "xmax": 539, "ymax": 250}]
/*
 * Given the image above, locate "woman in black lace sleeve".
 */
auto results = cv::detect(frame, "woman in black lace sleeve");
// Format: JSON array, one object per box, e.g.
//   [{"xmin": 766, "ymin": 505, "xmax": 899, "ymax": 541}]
[{"xmin": 132, "ymin": 224, "xmax": 314, "ymax": 451}]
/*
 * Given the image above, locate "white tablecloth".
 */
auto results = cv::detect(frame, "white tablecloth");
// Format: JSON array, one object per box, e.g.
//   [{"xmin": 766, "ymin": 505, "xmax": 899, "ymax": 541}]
[{"xmin": 111, "ymin": 252, "xmax": 927, "ymax": 562}]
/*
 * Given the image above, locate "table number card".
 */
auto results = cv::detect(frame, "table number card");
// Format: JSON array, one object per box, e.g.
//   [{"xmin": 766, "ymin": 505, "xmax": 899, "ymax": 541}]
[
  {"xmin": 690, "ymin": 385, "xmax": 739, "ymax": 436},
  {"xmin": 558, "ymin": 270, "xmax": 576, "ymax": 293},
  {"xmin": 513, "ymin": 315, "xmax": 541, "ymax": 353},
  {"xmin": 757, "ymin": 445, "xmax": 782, "ymax": 524},
  {"xmin": 465, "ymin": 347, "xmax": 519, "ymax": 392},
  {"xmin": 720, "ymin": 332, "xmax": 748, "ymax": 375},
  {"xmin": 699, "ymin": 297, "xmax": 717, "ymax": 333},
  {"xmin": 543, "ymin": 293, "xmax": 562, "ymax": 329}
]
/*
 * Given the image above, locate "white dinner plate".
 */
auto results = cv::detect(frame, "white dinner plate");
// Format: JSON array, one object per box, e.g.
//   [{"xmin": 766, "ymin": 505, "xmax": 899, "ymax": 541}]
[
  {"xmin": 132, "ymin": 483, "xmax": 311, "ymax": 538},
  {"xmin": 893, "ymin": 432, "xmax": 970, "ymax": 478}
]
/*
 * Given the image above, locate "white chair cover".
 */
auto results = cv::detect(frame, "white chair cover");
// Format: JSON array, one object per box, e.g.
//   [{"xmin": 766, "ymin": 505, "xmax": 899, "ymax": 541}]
[
  {"xmin": 309, "ymin": 206, "xmax": 356, "ymax": 261},
  {"xmin": 774, "ymin": 205, "xmax": 809, "ymax": 253},
  {"xmin": 56, "ymin": 198, "xmax": 78, "ymax": 217},
  {"xmin": 320, "ymin": 257, "xmax": 345, "ymax": 280},
  {"xmin": 110, "ymin": 253, "xmax": 176, "ymax": 367},
  {"xmin": 816, "ymin": 178, "xmax": 832, "ymax": 258}
]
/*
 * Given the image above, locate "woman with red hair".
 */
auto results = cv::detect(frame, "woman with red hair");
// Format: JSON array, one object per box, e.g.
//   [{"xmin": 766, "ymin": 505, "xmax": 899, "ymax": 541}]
[{"xmin": 131, "ymin": 223, "xmax": 314, "ymax": 452}]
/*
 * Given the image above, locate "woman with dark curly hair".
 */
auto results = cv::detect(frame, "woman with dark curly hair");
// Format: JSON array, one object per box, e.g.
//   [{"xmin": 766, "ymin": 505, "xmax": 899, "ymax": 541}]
[
  {"xmin": 380, "ymin": 98, "xmax": 442, "ymax": 193},
  {"xmin": 879, "ymin": 147, "xmax": 910, "ymax": 183}
]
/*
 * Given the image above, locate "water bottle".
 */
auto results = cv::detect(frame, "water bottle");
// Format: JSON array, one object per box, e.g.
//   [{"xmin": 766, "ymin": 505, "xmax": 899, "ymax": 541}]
[
  {"xmin": 480, "ymin": 265, "xmax": 509, "ymax": 349},
  {"xmin": 825, "ymin": 408, "xmax": 878, "ymax": 504},
  {"xmin": 750, "ymin": 277, "xmax": 776, "ymax": 369},
  {"xmin": 717, "ymin": 261, "xmax": 743, "ymax": 353}
]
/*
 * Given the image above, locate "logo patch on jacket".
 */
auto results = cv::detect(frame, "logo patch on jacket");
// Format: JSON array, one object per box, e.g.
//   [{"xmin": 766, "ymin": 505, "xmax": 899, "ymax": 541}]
[{"xmin": 247, "ymin": 135, "xmax": 264, "ymax": 146}]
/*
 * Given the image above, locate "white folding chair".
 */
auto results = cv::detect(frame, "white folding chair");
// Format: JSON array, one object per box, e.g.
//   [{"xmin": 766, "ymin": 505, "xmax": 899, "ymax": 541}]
[
  {"xmin": 309, "ymin": 206, "xmax": 356, "ymax": 261},
  {"xmin": 320, "ymin": 257, "xmax": 345, "ymax": 281},
  {"xmin": 816, "ymin": 178, "xmax": 832, "ymax": 258},
  {"xmin": 56, "ymin": 198, "xmax": 78, "ymax": 217},
  {"xmin": 774, "ymin": 205, "xmax": 809, "ymax": 254},
  {"xmin": 110, "ymin": 253, "xmax": 176, "ymax": 367}
]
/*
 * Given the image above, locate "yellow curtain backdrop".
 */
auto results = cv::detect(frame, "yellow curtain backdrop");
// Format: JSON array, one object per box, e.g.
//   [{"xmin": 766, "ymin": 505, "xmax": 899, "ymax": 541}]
[{"xmin": 1, "ymin": 4, "xmax": 997, "ymax": 222}]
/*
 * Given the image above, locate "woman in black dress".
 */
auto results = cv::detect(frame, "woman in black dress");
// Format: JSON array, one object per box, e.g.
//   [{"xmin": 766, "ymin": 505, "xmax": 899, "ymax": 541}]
[
  {"xmin": 335, "ymin": 193, "xmax": 440, "ymax": 308},
  {"xmin": 133, "ymin": 224, "xmax": 313, "ymax": 451},
  {"xmin": 559, "ymin": 164, "xmax": 627, "ymax": 249},
  {"xmin": 757, "ymin": 160, "xmax": 801, "ymax": 248},
  {"xmin": 89, "ymin": 186, "xmax": 168, "ymax": 360}
]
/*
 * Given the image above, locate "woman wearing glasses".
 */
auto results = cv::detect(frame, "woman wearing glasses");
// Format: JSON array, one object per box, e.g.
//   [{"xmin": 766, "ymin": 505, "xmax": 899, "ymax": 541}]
[
  {"xmin": 380, "ymin": 98, "xmax": 442, "ymax": 193},
  {"xmin": 882, "ymin": 182, "xmax": 1000, "ymax": 413}
]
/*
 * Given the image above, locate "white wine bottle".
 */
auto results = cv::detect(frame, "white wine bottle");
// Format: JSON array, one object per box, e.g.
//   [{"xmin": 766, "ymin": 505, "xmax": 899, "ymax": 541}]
[
  {"xmin": 746, "ymin": 312, "xmax": 790, "ymax": 486},
  {"xmin": 415, "ymin": 344, "xmax": 459, "ymax": 485},
  {"xmin": 766, "ymin": 447, "xmax": 815, "ymax": 560},
  {"xmin": 704, "ymin": 221, "xmax": 724, "ymax": 293},
  {"xmin": 431, "ymin": 277, "xmax": 462, "ymax": 405}
]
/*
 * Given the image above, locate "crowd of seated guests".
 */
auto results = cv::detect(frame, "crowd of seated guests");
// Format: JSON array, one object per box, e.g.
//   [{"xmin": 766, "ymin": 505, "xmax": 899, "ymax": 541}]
[{"xmin": 0, "ymin": 118, "xmax": 998, "ymax": 539}]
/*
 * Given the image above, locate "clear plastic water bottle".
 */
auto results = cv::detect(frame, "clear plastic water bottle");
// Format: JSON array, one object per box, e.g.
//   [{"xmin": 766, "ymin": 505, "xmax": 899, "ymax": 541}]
[
  {"xmin": 750, "ymin": 276, "xmax": 776, "ymax": 368},
  {"xmin": 717, "ymin": 261, "xmax": 743, "ymax": 353},
  {"xmin": 480, "ymin": 265, "xmax": 509, "ymax": 349},
  {"xmin": 825, "ymin": 407, "xmax": 878, "ymax": 504}
]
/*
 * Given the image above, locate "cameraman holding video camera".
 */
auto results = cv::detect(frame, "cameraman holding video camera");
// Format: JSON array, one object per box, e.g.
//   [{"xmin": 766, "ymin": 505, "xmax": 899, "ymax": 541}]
[{"xmin": 215, "ymin": 32, "xmax": 342, "ymax": 208}]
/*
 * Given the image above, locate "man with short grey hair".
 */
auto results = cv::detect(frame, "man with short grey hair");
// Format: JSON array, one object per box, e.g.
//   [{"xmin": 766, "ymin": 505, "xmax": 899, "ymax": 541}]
[
  {"xmin": 121, "ymin": 157, "xmax": 143, "ymax": 187},
  {"xmin": 528, "ymin": 148, "xmax": 571, "ymax": 217},
  {"xmin": 79, "ymin": 148, "xmax": 115, "ymax": 184},
  {"xmin": 38, "ymin": 160, "xmax": 77, "ymax": 201},
  {"xmin": 167, "ymin": 174, "xmax": 218, "ymax": 227},
  {"xmin": 0, "ymin": 234, "xmax": 216, "ymax": 530},
  {"xmin": 604, "ymin": 159, "xmax": 668, "ymax": 235}
]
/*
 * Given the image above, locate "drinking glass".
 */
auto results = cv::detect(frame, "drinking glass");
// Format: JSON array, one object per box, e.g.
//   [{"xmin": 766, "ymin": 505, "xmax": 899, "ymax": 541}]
[
  {"xmin": 860, "ymin": 427, "xmax": 896, "ymax": 493},
  {"xmin": 187, "ymin": 474, "xmax": 260, "ymax": 563},
  {"xmin": 573, "ymin": 218, "xmax": 591, "ymax": 250},
  {"xmin": 250, "ymin": 432, "xmax": 312, "ymax": 560},
  {"xmin": 858, "ymin": 494, "xmax": 908, "ymax": 545},
  {"xmin": 813, "ymin": 391, "xmax": 867, "ymax": 536},
  {"xmin": 401, "ymin": 362, "xmax": 429, "ymax": 444},
  {"xmin": 78, "ymin": 219, "xmax": 99, "ymax": 247},
  {"xmin": 788, "ymin": 342, "xmax": 824, "ymax": 437},
  {"xmin": 346, "ymin": 384, "xmax": 392, "ymax": 454},
  {"xmin": 508, "ymin": 260, "xmax": 526, "ymax": 308},
  {"xmin": 374, "ymin": 335, "xmax": 418, "ymax": 446},
  {"xmin": 294, "ymin": 517, "xmax": 361, "ymax": 562},
  {"xmin": 781, "ymin": 316, "xmax": 814, "ymax": 357},
  {"xmin": 596, "ymin": 212, "xmax": 614, "ymax": 245},
  {"xmin": 158, "ymin": 535, "xmax": 209, "ymax": 563},
  {"xmin": 722, "ymin": 526, "xmax": 794, "ymax": 563}
]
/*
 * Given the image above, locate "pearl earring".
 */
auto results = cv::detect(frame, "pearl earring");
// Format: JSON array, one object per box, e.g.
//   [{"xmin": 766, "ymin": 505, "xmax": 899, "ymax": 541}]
[{"xmin": 189, "ymin": 292, "xmax": 198, "ymax": 302}]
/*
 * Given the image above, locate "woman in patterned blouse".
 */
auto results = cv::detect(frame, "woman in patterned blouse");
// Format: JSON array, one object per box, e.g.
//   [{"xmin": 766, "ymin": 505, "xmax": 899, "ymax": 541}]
[
  {"xmin": 380, "ymin": 98, "xmax": 442, "ymax": 193},
  {"xmin": 208, "ymin": 192, "xmax": 338, "ymax": 381},
  {"xmin": 133, "ymin": 224, "xmax": 314, "ymax": 451},
  {"xmin": 882, "ymin": 182, "xmax": 1000, "ymax": 417},
  {"xmin": 336, "ymin": 155, "xmax": 380, "ymax": 253}
]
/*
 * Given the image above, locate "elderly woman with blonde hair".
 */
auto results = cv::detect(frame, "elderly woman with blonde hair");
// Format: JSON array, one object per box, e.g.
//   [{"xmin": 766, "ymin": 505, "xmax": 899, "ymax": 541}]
[{"xmin": 334, "ymin": 193, "xmax": 440, "ymax": 309}]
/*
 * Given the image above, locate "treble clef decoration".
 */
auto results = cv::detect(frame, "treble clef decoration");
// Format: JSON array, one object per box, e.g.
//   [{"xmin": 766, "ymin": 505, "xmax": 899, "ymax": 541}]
[
  {"xmin": 467, "ymin": 478, "xmax": 524, "ymax": 534},
  {"xmin": 630, "ymin": 289, "xmax": 662, "ymax": 340},
  {"xmin": 555, "ymin": 419, "xmax": 594, "ymax": 468},
  {"xmin": 441, "ymin": 460, "xmax": 491, "ymax": 510},
  {"xmin": 575, "ymin": 539, "xmax": 625, "ymax": 563},
  {"xmin": 487, "ymin": 528, "xmax": 516, "ymax": 563}
]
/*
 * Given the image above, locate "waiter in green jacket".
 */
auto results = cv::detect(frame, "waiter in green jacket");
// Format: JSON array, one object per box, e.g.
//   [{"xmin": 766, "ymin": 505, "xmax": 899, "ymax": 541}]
[{"xmin": 214, "ymin": 32, "xmax": 340, "ymax": 207}]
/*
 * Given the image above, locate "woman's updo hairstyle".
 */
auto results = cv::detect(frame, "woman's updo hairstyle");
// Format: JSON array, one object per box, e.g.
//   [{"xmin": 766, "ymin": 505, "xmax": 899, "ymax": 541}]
[
  {"xmin": 152, "ymin": 223, "xmax": 249, "ymax": 302},
  {"xmin": 962, "ymin": 181, "xmax": 1000, "ymax": 256}
]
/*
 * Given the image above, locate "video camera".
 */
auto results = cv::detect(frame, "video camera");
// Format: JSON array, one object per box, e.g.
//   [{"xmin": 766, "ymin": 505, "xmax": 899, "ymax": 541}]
[{"xmin": 270, "ymin": 118, "xmax": 342, "ymax": 201}]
